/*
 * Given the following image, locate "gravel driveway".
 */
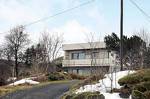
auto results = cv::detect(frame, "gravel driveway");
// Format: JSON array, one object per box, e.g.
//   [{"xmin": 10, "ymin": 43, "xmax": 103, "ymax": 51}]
[{"xmin": 0, "ymin": 80, "xmax": 77, "ymax": 99}]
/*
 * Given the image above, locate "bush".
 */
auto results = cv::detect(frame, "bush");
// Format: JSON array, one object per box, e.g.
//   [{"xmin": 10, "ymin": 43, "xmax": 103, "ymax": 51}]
[
  {"xmin": 142, "ymin": 81, "xmax": 150, "ymax": 90},
  {"xmin": 112, "ymin": 88, "xmax": 121, "ymax": 93},
  {"xmin": 48, "ymin": 72, "xmax": 72, "ymax": 81},
  {"xmin": 132, "ymin": 81, "xmax": 150, "ymax": 94},
  {"xmin": 62, "ymin": 92, "xmax": 105, "ymax": 99},
  {"xmin": 118, "ymin": 69, "xmax": 150, "ymax": 86},
  {"xmin": 0, "ymin": 63, "xmax": 12, "ymax": 86},
  {"xmin": 118, "ymin": 74, "xmax": 141, "ymax": 86},
  {"xmin": 86, "ymin": 92, "xmax": 105, "ymax": 99},
  {"xmin": 118, "ymin": 69, "xmax": 150, "ymax": 99},
  {"xmin": 133, "ymin": 84, "xmax": 147, "ymax": 92},
  {"xmin": 48, "ymin": 73, "xmax": 65, "ymax": 81},
  {"xmin": 33, "ymin": 75, "xmax": 48, "ymax": 82},
  {"xmin": 132, "ymin": 90, "xmax": 146, "ymax": 99},
  {"xmin": 143, "ymin": 76, "xmax": 150, "ymax": 82},
  {"xmin": 87, "ymin": 75, "xmax": 104, "ymax": 83},
  {"xmin": 144, "ymin": 91, "xmax": 150, "ymax": 99},
  {"xmin": 62, "ymin": 93, "xmax": 74, "ymax": 99},
  {"xmin": 69, "ymin": 73, "xmax": 86, "ymax": 80}
]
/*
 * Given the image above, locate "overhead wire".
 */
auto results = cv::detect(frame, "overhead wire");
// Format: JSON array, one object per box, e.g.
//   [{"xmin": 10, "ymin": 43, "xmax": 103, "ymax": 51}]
[
  {"xmin": 129, "ymin": 0, "xmax": 150, "ymax": 22},
  {"xmin": 0, "ymin": 0, "xmax": 95, "ymax": 34}
]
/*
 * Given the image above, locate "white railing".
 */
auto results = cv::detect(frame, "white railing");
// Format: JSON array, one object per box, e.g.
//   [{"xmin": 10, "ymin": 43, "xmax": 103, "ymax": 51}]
[{"xmin": 63, "ymin": 58, "xmax": 115, "ymax": 67}]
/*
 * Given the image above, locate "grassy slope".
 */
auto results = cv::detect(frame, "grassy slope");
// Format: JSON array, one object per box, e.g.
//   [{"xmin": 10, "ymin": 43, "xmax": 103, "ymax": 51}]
[{"xmin": 0, "ymin": 80, "xmax": 71, "ymax": 97}]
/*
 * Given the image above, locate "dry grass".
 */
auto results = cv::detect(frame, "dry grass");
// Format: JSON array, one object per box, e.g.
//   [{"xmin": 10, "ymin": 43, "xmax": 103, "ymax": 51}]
[{"xmin": 0, "ymin": 84, "xmax": 33, "ymax": 97}]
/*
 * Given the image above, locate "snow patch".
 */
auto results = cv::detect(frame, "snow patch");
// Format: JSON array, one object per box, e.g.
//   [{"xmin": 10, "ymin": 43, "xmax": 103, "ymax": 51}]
[
  {"xmin": 76, "ymin": 70, "xmax": 135, "ymax": 99},
  {"xmin": 9, "ymin": 78, "xmax": 39, "ymax": 86}
]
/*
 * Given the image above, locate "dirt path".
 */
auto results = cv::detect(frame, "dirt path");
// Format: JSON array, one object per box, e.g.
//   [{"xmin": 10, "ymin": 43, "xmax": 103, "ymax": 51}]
[{"xmin": 0, "ymin": 80, "xmax": 77, "ymax": 99}]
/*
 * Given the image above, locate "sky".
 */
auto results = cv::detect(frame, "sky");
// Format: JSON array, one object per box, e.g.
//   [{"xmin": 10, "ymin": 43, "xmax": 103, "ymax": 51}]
[{"xmin": 0, "ymin": 0, "xmax": 150, "ymax": 45}]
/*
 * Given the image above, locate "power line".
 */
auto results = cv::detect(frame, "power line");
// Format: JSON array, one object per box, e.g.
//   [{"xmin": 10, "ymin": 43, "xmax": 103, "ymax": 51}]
[
  {"xmin": 25, "ymin": 0, "xmax": 95, "ymax": 26},
  {"xmin": 129, "ymin": 0, "xmax": 150, "ymax": 22},
  {"xmin": 0, "ymin": 0, "xmax": 95, "ymax": 34}
]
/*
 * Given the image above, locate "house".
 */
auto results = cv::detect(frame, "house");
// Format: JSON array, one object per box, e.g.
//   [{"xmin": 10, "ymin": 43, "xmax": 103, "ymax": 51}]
[{"xmin": 62, "ymin": 42, "xmax": 120, "ymax": 75}]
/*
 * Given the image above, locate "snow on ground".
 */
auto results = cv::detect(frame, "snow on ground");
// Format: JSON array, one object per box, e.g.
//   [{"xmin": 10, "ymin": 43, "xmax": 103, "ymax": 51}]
[
  {"xmin": 9, "ymin": 78, "xmax": 39, "ymax": 86},
  {"xmin": 7, "ymin": 77, "xmax": 17, "ymax": 82},
  {"xmin": 76, "ymin": 70, "xmax": 135, "ymax": 99},
  {"xmin": 102, "ymin": 92, "xmax": 121, "ymax": 99}
]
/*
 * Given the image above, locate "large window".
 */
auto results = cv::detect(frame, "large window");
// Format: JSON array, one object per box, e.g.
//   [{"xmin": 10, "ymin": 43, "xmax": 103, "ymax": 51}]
[{"xmin": 71, "ymin": 52, "xmax": 85, "ymax": 59}]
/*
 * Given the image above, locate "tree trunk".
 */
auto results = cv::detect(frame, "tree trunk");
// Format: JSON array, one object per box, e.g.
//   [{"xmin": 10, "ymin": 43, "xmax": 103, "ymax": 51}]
[{"xmin": 15, "ymin": 50, "xmax": 18, "ymax": 78}]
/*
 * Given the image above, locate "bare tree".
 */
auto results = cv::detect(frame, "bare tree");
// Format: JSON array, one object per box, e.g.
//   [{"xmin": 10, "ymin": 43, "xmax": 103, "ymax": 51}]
[
  {"xmin": 137, "ymin": 29, "xmax": 150, "ymax": 69},
  {"xmin": 137, "ymin": 29, "xmax": 150, "ymax": 46},
  {"xmin": 39, "ymin": 32, "xmax": 63, "ymax": 73},
  {"xmin": 5, "ymin": 25, "xmax": 29, "ymax": 78},
  {"xmin": 84, "ymin": 32, "xmax": 100, "ymax": 74},
  {"xmin": 1, "ymin": 45, "xmax": 14, "ymax": 61}
]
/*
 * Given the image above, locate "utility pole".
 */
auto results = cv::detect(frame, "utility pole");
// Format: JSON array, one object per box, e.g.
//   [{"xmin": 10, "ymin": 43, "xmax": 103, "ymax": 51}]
[{"xmin": 120, "ymin": 0, "xmax": 123, "ymax": 71}]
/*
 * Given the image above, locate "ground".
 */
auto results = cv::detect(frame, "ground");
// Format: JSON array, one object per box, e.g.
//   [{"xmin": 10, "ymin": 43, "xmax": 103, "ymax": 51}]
[{"xmin": 0, "ymin": 80, "xmax": 77, "ymax": 99}]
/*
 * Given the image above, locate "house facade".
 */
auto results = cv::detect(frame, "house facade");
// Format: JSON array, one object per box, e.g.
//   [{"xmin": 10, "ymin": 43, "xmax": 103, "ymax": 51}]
[{"xmin": 62, "ymin": 42, "xmax": 120, "ymax": 75}]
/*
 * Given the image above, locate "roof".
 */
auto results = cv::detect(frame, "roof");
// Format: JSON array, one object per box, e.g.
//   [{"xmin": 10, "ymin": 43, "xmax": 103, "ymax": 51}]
[{"xmin": 62, "ymin": 42, "xmax": 106, "ymax": 51}]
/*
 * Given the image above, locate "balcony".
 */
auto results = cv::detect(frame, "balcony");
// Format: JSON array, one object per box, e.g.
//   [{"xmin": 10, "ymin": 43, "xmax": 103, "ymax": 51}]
[{"xmin": 63, "ymin": 58, "xmax": 115, "ymax": 67}]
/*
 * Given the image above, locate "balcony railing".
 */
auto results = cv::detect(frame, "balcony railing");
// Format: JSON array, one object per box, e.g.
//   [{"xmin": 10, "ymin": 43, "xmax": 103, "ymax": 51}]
[{"xmin": 63, "ymin": 58, "xmax": 115, "ymax": 67}]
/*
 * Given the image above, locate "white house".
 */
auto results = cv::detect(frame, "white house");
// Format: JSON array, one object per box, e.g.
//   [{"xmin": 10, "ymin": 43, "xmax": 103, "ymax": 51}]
[{"xmin": 62, "ymin": 42, "xmax": 120, "ymax": 75}]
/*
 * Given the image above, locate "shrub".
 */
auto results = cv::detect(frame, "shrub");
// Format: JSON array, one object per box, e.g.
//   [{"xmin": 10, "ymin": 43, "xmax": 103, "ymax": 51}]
[
  {"xmin": 0, "ymin": 63, "xmax": 12, "ymax": 86},
  {"xmin": 61, "ymin": 72, "xmax": 72, "ymax": 80},
  {"xmin": 118, "ymin": 69, "xmax": 150, "ymax": 99},
  {"xmin": 132, "ymin": 81, "xmax": 150, "ymax": 93},
  {"xmin": 133, "ymin": 84, "xmax": 147, "ymax": 92},
  {"xmin": 48, "ymin": 72, "xmax": 65, "ymax": 81},
  {"xmin": 132, "ymin": 90, "xmax": 146, "ymax": 99},
  {"xmin": 143, "ymin": 76, "xmax": 150, "ymax": 82},
  {"xmin": 73, "ymin": 92, "xmax": 104, "ymax": 99},
  {"xmin": 86, "ymin": 92, "xmax": 105, "ymax": 99},
  {"xmin": 69, "ymin": 73, "xmax": 86, "ymax": 80},
  {"xmin": 62, "ymin": 92, "xmax": 105, "ymax": 99},
  {"xmin": 112, "ymin": 88, "xmax": 121, "ymax": 93},
  {"xmin": 118, "ymin": 69, "xmax": 150, "ymax": 86},
  {"xmin": 142, "ymin": 81, "xmax": 150, "ymax": 90},
  {"xmin": 144, "ymin": 91, "xmax": 150, "ymax": 99},
  {"xmin": 33, "ymin": 75, "xmax": 48, "ymax": 82},
  {"xmin": 87, "ymin": 75, "xmax": 104, "ymax": 83},
  {"xmin": 61, "ymin": 91, "xmax": 74, "ymax": 99},
  {"xmin": 118, "ymin": 74, "xmax": 141, "ymax": 86},
  {"xmin": 48, "ymin": 72, "xmax": 72, "ymax": 81}
]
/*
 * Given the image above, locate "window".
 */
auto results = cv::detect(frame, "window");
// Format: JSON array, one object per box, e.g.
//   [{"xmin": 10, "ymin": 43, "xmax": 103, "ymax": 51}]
[
  {"xmin": 71, "ymin": 53, "xmax": 78, "ymax": 59},
  {"xmin": 71, "ymin": 52, "xmax": 85, "ymax": 59},
  {"xmin": 79, "ymin": 53, "xmax": 85, "ymax": 59}
]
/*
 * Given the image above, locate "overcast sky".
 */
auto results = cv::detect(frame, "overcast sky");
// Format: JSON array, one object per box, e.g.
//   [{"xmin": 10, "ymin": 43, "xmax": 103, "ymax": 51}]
[{"xmin": 0, "ymin": 0, "xmax": 150, "ymax": 44}]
